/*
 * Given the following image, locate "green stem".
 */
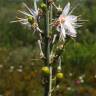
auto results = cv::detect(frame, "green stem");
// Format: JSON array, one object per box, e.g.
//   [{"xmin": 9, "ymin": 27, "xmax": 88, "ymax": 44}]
[
  {"xmin": 49, "ymin": 4, "xmax": 53, "ymax": 96},
  {"xmin": 43, "ymin": 0, "xmax": 50, "ymax": 96},
  {"xmin": 43, "ymin": 0, "xmax": 53, "ymax": 96}
]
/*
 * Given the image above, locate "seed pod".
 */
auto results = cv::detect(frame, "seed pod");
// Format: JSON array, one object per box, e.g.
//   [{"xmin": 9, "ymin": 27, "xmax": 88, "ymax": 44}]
[
  {"xmin": 56, "ymin": 72, "xmax": 64, "ymax": 84},
  {"xmin": 40, "ymin": 3, "xmax": 47, "ymax": 11},
  {"xmin": 41, "ymin": 66, "xmax": 50, "ymax": 76},
  {"xmin": 56, "ymin": 72, "xmax": 64, "ymax": 80},
  {"xmin": 27, "ymin": 16, "xmax": 34, "ymax": 24}
]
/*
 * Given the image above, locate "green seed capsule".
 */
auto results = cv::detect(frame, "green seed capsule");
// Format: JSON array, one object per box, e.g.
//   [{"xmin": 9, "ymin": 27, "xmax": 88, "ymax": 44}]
[
  {"xmin": 56, "ymin": 72, "xmax": 64, "ymax": 80},
  {"xmin": 27, "ymin": 16, "xmax": 34, "ymax": 24},
  {"xmin": 40, "ymin": 3, "xmax": 47, "ymax": 11},
  {"xmin": 41, "ymin": 66, "xmax": 50, "ymax": 76}
]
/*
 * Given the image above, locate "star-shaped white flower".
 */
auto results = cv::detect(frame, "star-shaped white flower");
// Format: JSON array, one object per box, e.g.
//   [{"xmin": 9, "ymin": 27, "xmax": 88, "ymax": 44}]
[
  {"xmin": 11, "ymin": 0, "xmax": 42, "ymax": 32},
  {"xmin": 56, "ymin": 2, "xmax": 82, "ymax": 41}
]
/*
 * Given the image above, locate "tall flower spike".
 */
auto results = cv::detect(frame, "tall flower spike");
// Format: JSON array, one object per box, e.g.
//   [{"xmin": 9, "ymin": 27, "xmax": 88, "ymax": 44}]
[
  {"xmin": 10, "ymin": 2, "xmax": 42, "ymax": 33},
  {"xmin": 56, "ymin": 2, "xmax": 82, "ymax": 41}
]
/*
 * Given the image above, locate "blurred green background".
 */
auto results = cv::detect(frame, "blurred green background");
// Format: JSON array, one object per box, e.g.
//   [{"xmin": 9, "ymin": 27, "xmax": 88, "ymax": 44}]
[{"xmin": 0, "ymin": 0, "xmax": 96, "ymax": 96}]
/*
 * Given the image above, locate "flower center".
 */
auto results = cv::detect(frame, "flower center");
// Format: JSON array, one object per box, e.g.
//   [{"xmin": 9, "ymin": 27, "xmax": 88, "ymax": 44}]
[
  {"xmin": 52, "ymin": 16, "xmax": 65, "ymax": 27},
  {"xmin": 59, "ymin": 16, "xmax": 65, "ymax": 23}
]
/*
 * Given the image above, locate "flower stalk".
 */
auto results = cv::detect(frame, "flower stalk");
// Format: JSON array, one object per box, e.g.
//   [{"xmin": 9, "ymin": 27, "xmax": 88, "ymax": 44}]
[
  {"xmin": 49, "ymin": 3, "xmax": 53, "ymax": 96},
  {"xmin": 43, "ymin": 0, "xmax": 50, "ymax": 96},
  {"xmin": 11, "ymin": 0, "xmax": 83, "ymax": 96}
]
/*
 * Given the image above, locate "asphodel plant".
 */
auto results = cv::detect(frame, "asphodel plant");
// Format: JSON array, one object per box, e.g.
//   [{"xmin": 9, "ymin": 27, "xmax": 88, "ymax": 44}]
[{"xmin": 11, "ymin": 0, "xmax": 83, "ymax": 96}]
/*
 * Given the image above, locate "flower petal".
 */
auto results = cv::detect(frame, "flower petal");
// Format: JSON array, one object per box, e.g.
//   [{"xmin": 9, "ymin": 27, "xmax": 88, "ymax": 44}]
[
  {"xmin": 23, "ymin": 3, "xmax": 34, "ymax": 16},
  {"xmin": 10, "ymin": 19, "xmax": 27, "ymax": 23},
  {"xmin": 64, "ymin": 21, "xmax": 77, "ymax": 37},
  {"xmin": 20, "ymin": 21, "xmax": 29, "ymax": 25},
  {"xmin": 56, "ymin": 26, "xmax": 61, "ymax": 32},
  {"xmin": 61, "ymin": 24, "xmax": 66, "ymax": 38},
  {"xmin": 66, "ymin": 15, "xmax": 77, "ymax": 22},
  {"xmin": 18, "ymin": 10, "xmax": 32, "ymax": 16},
  {"xmin": 60, "ymin": 24, "xmax": 66, "ymax": 41},
  {"xmin": 62, "ymin": 2, "xmax": 70, "ymax": 16},
  {"xmin": 34, "ymin": 0, "xmax": 38, "ymax": 12},
  {"xmin": 33, "ymin": 0, "xmax": 38, "ymax": 17}
]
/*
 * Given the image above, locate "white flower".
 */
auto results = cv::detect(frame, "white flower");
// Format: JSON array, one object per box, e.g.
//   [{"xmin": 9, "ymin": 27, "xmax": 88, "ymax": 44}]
[
  {"xmin": 0, "ymin": 64, "xmax": 3, "ymax": 68},
  {"xmin": 56, "ymin": 2, "xmax": 82, "ymax": 41},
  {"xmin": 17, "ymin": 68, "xmax": 23, "ymax": 72},
  {"xmin": 78, "ymin": 75, "xmax": 85, "ymax": 83},
  {"xmin": 78, "ymin": 74, "xmax": 85, "ymax": 80},
  {"xmin": 80, "ymin": 79, "xmax": 84, "ymax": 83},
  {"xmin": 11, "ymin": 0, "xmax": 42, "ymax": 32},
  {"xmin": 9, "ymin": 66, "xmax": 14, "ymax": 72},
  {"xmin": 67, "ymin": 87, "xmax": 72, "ymax": 91},
  {"xmin": 94, "ymin": 74, "xmax": 96, "ymax": 78},
  {"xmin": 10, "ymin": 66, "xmax": 14, "ymax": 70},
  {"xmin": 69, "ymin": 72, "xmax": 73, "ymax": 77}
]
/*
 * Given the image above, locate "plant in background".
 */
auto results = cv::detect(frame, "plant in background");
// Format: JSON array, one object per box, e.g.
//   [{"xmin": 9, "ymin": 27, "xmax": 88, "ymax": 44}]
[{"xmin": 11, "ymin": 0, "xmax": 83, "ymax": 96}]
